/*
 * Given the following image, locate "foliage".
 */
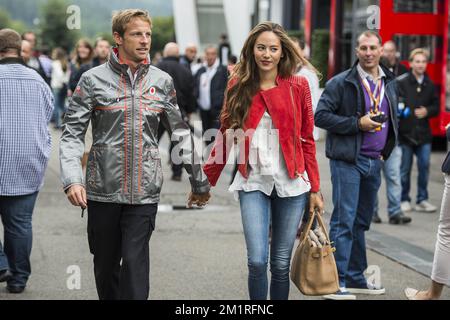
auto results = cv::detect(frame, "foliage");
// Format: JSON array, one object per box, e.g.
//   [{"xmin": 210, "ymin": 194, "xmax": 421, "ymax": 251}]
[
  {"xmin": 310, "ymin": 29, "xmax": 330, "ymax": 87},
  {"xmin": 150, "ymin": 16, "xmax": 175, "ymax": 56},
  {"xmin": 39, "ymin": 0, "xmax": 79, "ymax": 51},
  {"xmin": 0, "ymin": 6, "xmax": 27, "ymax": 34}
]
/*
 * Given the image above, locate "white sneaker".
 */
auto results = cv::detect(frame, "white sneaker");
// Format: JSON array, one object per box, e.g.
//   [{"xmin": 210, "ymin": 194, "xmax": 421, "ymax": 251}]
[
  {"xmin": 323, "ymin": 288, "xmax": 357, "ymax": 300},
  {"xmin": 401, "ymin": 201, "xmax": 412, "ymax": 212},
  {"xmin": 415, "ymin": 200, "xmax": 437, "ymax": 213}
]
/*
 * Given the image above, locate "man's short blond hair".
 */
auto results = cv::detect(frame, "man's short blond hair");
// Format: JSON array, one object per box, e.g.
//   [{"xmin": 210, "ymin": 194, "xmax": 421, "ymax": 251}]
[
  {"xmin": 409, "ymin": 48, "xmax": 429, "ymax": 62},
  {"xmin": 112, "ymin": 9, "xmax": 152, "ymax": 37}
]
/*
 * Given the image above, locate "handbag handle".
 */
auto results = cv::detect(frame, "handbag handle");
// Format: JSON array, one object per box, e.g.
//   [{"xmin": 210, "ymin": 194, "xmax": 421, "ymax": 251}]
[
  {"xmin": 299, "ymin": 210, "xmax": 316, "ymax": 246},
  {"xmin": 299, "ymin": 209, "xmax": 332, "ymax": 246}
]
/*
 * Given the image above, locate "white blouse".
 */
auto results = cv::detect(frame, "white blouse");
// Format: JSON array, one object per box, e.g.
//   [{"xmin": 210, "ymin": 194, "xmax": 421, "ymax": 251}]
[{"xmin": 229, "ymin": 111, "xmax": 311, "ymax": 200}]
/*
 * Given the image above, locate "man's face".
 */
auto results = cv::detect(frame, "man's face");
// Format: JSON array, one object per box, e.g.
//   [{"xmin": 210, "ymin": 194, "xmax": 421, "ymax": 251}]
[
  {"xmin": 114, "ymin": 18, "xmax": 151, "ymax": 64},
  {"xmin": 205, "ymin": 48, "xmax": 217, "ymax": 67},
  {"xmin": 356, "ymin": 35, "xmax": 383, "ymax": 70},
  {"xmin": 185, "ymin": 46, "xmax": 197, "ymax": 61},
  {"xmin": 95, "ymin": 40, "xmax": 111, "ymax": 60},
  {"xmin": 410, "ymin": 53, "xmax": 428, "ymax": 76},
  {"xmin": 21, "ymin": 41, "xmax": 32, "ymax": 63},
  {"xmin": 23, "ymin": 33, "xmax": 36, "ymax": 49},
  {"xmin": 382, "ymin": 42, "xmax": 397, "ymax": 64}
]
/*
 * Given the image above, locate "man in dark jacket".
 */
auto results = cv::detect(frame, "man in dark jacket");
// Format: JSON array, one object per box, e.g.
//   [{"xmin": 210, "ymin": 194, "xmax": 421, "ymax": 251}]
[
  {"xmin": 194, "ymin": 45, "xmax": 228, "ymax": 137},
  {"xmin": 381, "ymin": 40, "xmax": 408, "ymax": 77},
  {"xmin": 180, "ymin": 43, "xmax": 197, "ymax": 73},
  {"xmin": 397, "ymin": 48, "xmax": 440, "ymax": 213},
  {"xmin": 315, "ymin": 31, "xmax": 398, "ymax": 300},
  {"xmin": 157, "ymin": 42, "xmax": 196, "ymax": 181}
]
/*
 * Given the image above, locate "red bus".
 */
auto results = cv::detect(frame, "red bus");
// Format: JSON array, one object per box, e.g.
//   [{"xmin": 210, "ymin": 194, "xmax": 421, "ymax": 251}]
[{"xmin": 303, "ymin": 0, "xmax": 450, "ymax": 138}]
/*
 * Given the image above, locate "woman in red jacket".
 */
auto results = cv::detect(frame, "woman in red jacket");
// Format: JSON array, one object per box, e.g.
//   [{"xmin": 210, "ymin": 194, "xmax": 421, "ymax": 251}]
[{"xmin": 203, "ymin": 22, "xmax": 323, "ymax": 300}]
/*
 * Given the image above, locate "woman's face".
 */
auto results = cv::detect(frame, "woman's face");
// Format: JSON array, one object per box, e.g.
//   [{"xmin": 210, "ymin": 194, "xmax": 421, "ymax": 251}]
[
  {"xmin": 253, "ymin": 31, "xmax": 282, "ymax": 74},
  {"xmin": 77, "ymin": 44, "xmax": 91, "ymax": 60}
]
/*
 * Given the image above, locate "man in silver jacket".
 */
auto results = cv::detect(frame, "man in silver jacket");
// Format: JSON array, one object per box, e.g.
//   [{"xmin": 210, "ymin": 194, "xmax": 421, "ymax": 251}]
[{"xmin": 59, "ymin": 9, "xmax": 211, "ymax": 300}]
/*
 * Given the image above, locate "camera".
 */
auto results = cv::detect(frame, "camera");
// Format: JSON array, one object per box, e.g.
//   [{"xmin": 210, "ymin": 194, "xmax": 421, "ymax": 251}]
[{"xmin": 370, "ymin": 112, "xmax": 388, "ymax": 123}]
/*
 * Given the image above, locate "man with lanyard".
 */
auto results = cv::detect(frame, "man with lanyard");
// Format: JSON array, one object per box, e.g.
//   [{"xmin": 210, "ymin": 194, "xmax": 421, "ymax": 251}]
[{"xmin": 315, "ymin": 31, "xmax": 398, "ymax": 300}]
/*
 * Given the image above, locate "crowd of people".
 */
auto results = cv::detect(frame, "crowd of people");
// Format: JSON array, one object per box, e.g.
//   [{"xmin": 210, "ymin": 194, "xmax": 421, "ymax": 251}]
[{"xmin": 0, "ymin": 8, "xmax": 449, "ymax": 301}]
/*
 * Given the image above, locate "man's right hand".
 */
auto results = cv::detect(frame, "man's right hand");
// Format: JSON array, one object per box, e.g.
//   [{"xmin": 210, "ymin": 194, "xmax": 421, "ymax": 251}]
[
  {"xmin": 359, "ymin": 114, "xmax": 382, "ymax": 132},
  {"xmin": 66, "ymin": 185, "xmax": 87, "ymax": 209}
]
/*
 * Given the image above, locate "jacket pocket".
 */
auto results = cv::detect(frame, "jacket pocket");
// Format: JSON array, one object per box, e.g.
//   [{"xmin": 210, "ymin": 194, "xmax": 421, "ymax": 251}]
[
  {"xmin": 142, "ymin": 148, "xmax": 163, "ymax": 195},
  {"xmin": 86, "ymin": 145, "xmax": 123, "ymax": 195}
]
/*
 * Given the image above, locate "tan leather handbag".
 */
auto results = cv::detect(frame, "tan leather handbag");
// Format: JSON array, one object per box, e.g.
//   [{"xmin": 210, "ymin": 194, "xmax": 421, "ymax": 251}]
[{"xmin": 290, "ymin": 210, "xmax": 340, "ymax": 296}]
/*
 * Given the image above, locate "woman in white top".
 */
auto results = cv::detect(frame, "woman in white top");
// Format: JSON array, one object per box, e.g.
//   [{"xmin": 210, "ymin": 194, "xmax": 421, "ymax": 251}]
[
  {"xmin": 203, "ymin": 22, "xmax": 323, "ymax": 300},
  {"xmin": 291, "ymin": 37, "xmax": 321, "ymax": 141},
  {"xmin": 51, "ymin": 48, "xmax": 69, "ymax": 129}
]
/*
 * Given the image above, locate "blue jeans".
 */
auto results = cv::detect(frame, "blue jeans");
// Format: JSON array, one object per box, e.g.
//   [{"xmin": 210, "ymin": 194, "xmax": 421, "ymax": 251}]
[
  {"xmin": 329, "ymin": 155, "xmax": 382, "ymax": 288},
  {"xmin": 51, "ymin": 88, "xmax": 67, "ymax": 128},
  {"xmin": 0, "ymin": 192, "xmax": 38, "ymax": 287},
  {"xmin": 400, "ymin": 143, "xmax": 431, "ymax": 204},
  {"xmin": 374, "ymin": 145, "xmax": 402, "ymax": 217},
  {"xmin": 239, "ymin": 189, "xmax": 307, "ymax": 300}
]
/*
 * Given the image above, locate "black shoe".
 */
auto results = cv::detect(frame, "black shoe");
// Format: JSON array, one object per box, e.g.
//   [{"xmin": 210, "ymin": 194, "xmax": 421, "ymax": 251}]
[
  {"xmin": 6, "ymin": 285, "xmax": 26, "ymax": 294},
  {"xmin": 171, "ymin": 175, "xmax": 182, "ymax": 182},
  {"xmin": 389, "ymin": 213, "xmax": 412, "ymax": 225},
  {"xmin": 372, "ymin": 215, "xmax": 382, "ymax": 223},
  {"xmin": 0, "ymin": 269, "xmax": 12, "ymax": 283}
]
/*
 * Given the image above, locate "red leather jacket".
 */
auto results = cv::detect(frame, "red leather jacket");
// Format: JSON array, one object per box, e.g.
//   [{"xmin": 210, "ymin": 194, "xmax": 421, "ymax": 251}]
[{"xmin": 203, "ymin": 75, "xmax": 320, "ymax": 193}]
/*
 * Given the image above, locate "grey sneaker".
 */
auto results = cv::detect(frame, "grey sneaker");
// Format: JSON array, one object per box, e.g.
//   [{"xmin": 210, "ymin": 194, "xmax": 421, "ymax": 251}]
[
  {"xmin": 401, "ymin": 201, "xmax": 412, "ymax": 212},
  {"xmin": 415, "ymin": 200, "xmax": 437, "ymax": 213}
]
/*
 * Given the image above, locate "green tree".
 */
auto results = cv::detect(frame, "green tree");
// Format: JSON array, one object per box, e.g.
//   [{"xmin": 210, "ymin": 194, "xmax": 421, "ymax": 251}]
[
  {"xmin": 39, "ymin": 0, "xmax": 79, "ymax": 51},
  {"xmin": 0, "ymin": 8, "xmax": 12, "ymax": 29},
  {"xmin": 0, "ymin": 7, "xmax": 27, "ymax": 33},
  {"xmin": 310, "ymin": 29, "xmax": 330, "ymax": 88},
  {"xmin": 150, "ymin": 16, "xmax": 175, "ymax": 56}
]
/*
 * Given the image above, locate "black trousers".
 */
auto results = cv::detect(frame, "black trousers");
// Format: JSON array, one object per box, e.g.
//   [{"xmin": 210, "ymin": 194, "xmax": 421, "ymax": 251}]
[
  {"xmin": 158, "ymin": 122, "xmax": 183, "ymax": 177},
  {"xmin": 200, "ymin": 109, "xmax": 221, "ymax": 148},
  {"xmin": 87, "ymin": 200, "xmax": 157, "ymax": 300}
]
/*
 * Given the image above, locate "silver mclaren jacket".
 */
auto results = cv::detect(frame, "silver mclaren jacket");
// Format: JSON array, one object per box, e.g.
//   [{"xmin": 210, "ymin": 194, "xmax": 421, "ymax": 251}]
[{"xmin": 60, "ymin": 50, "xmax": 210, "ymax": 204}]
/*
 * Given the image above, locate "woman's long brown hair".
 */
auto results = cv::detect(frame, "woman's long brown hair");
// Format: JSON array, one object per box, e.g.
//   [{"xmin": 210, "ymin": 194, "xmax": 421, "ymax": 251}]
[
  {"xmin": 221, "ymin": 22, "xmax": 316, "ymax": 129},
  {"xmin": 72, "ymin": 39, "xmax": 94, "ymax": 68}
]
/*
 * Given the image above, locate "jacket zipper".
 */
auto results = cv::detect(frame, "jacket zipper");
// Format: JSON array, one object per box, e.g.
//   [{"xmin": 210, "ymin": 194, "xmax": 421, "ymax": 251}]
[
  {"xmin": 383, "ymin": 82, "xmax": 395, "ymax": 159},
  {"xmin": 131, "ymin": 79, "xmax": 137, "ymax": 204},
  {"xmin": 289, "ymin": 85, "xmax": 298, "ymax": 175},
  {"xmin": 124, "ymin": 71, "xmax": 137, "ymax": 204}
]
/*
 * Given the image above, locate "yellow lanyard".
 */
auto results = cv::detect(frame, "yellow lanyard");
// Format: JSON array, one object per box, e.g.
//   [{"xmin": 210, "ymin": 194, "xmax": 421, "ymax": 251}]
[{"xmin": 361, "ymin": 77, "xmax": 382, "ymax": 113}]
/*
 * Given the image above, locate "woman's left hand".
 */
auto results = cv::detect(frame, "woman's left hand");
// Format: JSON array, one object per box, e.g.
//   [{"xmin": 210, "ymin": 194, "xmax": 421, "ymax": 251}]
[{"xmin": 309, "ymin": 192, "xmax": 324, "ymax": 215}]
